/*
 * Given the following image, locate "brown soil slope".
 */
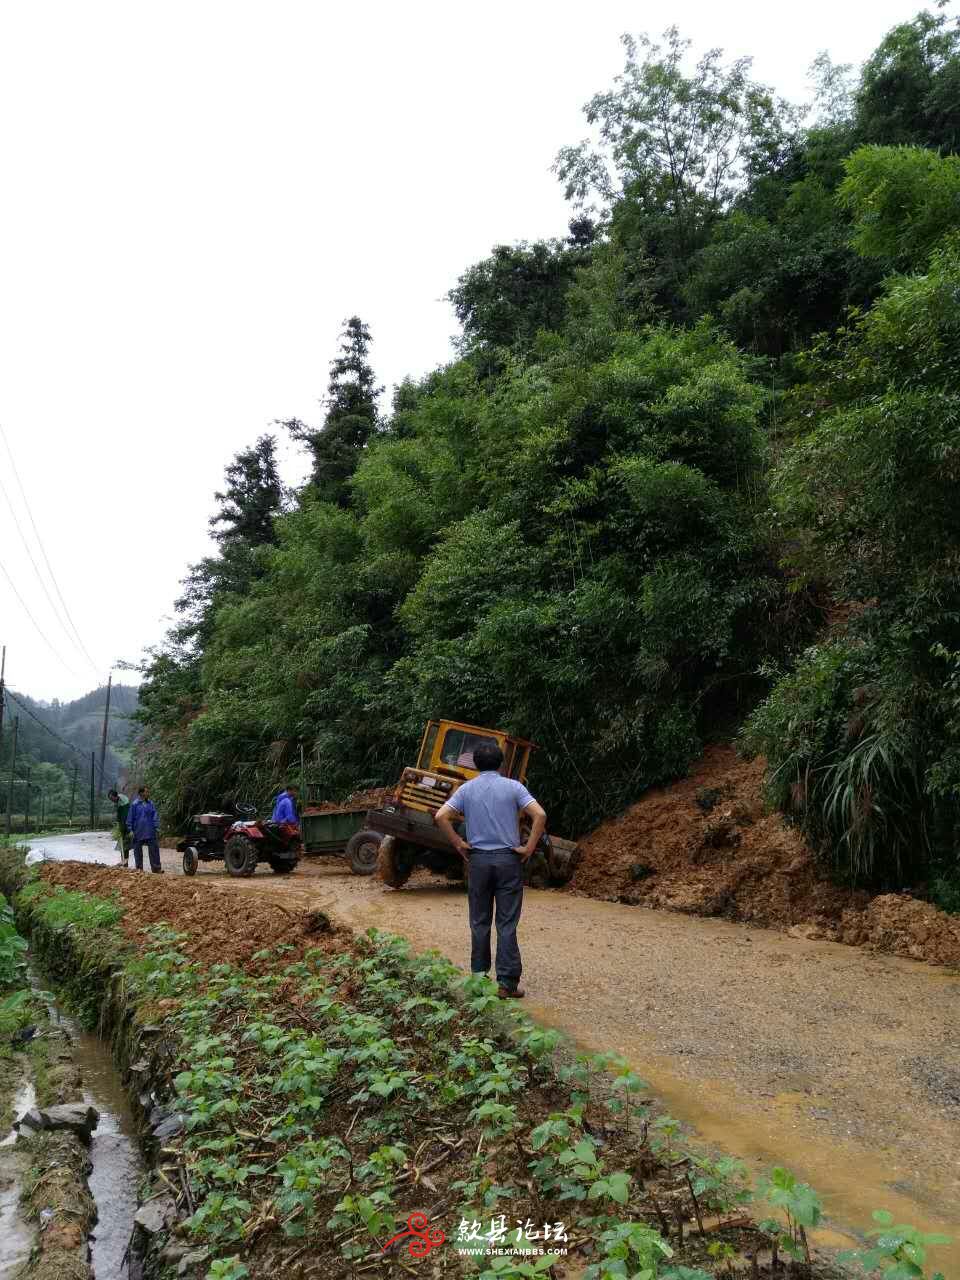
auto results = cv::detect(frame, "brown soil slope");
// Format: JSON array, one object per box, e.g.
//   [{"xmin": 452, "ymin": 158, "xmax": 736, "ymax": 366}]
[
  {"xmin": 39, "ymin": 862, "xmax": 345, "ymax": 968},
  {"xmin": 572, "ymin": 746, "xmax": 960, "ymax": 967}
]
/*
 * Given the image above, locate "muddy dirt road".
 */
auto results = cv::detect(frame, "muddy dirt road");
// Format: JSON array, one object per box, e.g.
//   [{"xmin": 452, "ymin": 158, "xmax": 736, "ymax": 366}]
[{"xmin": 27, "ymin": 832, "xmax": 960, "ymax": 1263}]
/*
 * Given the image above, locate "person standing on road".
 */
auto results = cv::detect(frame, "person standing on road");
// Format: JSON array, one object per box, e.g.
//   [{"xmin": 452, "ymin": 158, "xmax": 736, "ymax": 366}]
[
  {"xmin": 108, "ymin": 788, "xmax": 131, "ymax": 867},
  {"xmin": 127, "ymin": 786, "xmax": 162, "ymax": 874},
  {"xmin": 270, "ymin": 783, "xmax": 300, "ymax": 833},
  {"xmin": 434, "ymin": 743, "xmax": 546, "ymax": 999}
]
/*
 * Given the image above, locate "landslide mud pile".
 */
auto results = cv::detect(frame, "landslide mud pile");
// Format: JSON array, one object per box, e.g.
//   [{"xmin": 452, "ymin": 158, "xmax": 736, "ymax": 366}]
[
  {"xmin": 573, "ymin": 746, "xmax": 960, "ymax": 967},
  {"xmin": 39, "ymin": 862, "xmax": 345, "ymax": 968},
  {"xmin": 305, "ymin": 785, "xmax": 392, "ymax": 814}
]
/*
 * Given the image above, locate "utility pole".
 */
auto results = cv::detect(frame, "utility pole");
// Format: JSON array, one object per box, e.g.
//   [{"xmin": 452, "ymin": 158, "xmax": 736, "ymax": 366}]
[
  {"xmin": 4, "ymin": 715, "xmax": 18, "ymax": 836},
  {"xmin": 96, "ymin": 673, "xmax": 112, "ymax": 814},
  {"xmin": 68, "ymin": 763, "xmax": 78, "ymax": 829},
  {"xmin": 0, "ymin": 644, "xmax": 6, "ymax": 745},
  {"xmin": 24, "ymin": 765, "xmax": 30, "ymax": 833},
  {"xmin": 89, "ymin": 752, "xmax": 95, "ymax": 830},
  {"xmin": 40, "ymin": 787, "xmax": 45, "ymax": 829}
]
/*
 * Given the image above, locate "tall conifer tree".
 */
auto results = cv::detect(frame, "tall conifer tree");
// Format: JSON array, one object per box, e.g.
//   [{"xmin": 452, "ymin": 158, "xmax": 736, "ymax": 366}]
[{"xmin": 287, "ymin": 316, "xmax": 382, "ymax": 505}]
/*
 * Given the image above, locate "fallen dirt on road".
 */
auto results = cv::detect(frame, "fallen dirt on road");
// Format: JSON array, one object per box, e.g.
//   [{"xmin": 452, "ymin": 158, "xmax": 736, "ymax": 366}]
[
  {"xmin": 573, "ymin": 746, "xmax": 960, "ymax": 968},
  {"xmin": 39, "ymin": 861, "xmax": 344, "ymax": 969}
]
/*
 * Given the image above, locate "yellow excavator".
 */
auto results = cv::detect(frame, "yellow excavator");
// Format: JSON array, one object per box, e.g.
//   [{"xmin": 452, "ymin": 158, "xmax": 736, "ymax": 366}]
[{"xmin": 342, "ymin": 718, "xmax": 580, "ymax": 889}]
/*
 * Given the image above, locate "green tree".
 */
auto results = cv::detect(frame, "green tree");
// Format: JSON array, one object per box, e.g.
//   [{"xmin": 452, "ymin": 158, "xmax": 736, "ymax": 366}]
[
  {"xmin": 854, "ymin": 10, "xmax": 960, "ymax": 153},
  {"xmin": 174, "ymin": 434, "xmax": 284, "ymax": 650},
  {"xmin": 449, "ymin": 224, "xmax": 597, "ymax": 354},
  {"xmin": 838, "ymin": 144, "xmax": 960, "ymax": 269},
  {"xmin": 286, "ymin": 316, "xmax": 382, "ymax": 505},
  {"xmin": 556, "ymin": 27, "xmax": 796, "ymax": 312},
  {"xmin": 135, "ymin": 436, "xmax": 285, "ymax": 780},
  {"xmin": 390, "ymin": 323, "xmax": 782, "ymax": 829}
]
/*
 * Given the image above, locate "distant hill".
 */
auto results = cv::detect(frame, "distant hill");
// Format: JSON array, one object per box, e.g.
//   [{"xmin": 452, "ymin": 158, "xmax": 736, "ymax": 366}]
[{"xmin": 1, "ymin": 683, "xmax": 139, "ymax": 801}]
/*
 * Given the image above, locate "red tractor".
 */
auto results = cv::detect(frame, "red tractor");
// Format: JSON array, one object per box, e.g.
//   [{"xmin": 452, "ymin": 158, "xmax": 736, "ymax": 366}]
[{"xmin": 178, "ymin": 806, "xmax": 301, "ymax": 877}]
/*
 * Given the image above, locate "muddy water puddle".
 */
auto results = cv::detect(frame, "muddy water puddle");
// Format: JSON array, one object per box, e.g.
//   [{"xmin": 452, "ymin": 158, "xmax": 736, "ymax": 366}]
[{"xmin": 0, "ymin": 1066, "xmax": 36, "ymax": 1277}]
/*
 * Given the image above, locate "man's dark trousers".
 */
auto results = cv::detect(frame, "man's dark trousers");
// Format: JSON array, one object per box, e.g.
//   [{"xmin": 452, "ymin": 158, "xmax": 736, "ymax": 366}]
[
  {"xmin": 132, "ymin": 839, "xmax": 162, "ymax": 873},
  {"xmin": 467, "ymin": 849, "xmax": 523, "ymax": 992}
]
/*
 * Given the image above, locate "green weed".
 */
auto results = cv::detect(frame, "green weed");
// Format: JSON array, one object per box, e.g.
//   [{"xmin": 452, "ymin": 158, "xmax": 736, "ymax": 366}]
[
  {"xmin": 839, "ymin": 1209, "xmax": 950, "ymax": 1279},
  {"xmin": 758, "ymin": 1166, "xmax": 823, "ymax": 1267},
  {"xmin": 0, "ymin": 894, "xmax": 28, "ymax": 988},
  {"xmin": 19, "ymin": 881, "xmax": 122, "ymax": 931}
]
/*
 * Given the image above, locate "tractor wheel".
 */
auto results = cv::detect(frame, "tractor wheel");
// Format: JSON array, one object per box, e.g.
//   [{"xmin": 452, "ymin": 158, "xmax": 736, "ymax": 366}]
[
  {"xmin": 224, "ymin": 834, "xmax": 258, "ymax": 878},
  {"xmin": 376, "ymin": 836, "xmax": 412, "ymax": 889},
  {"xmin": 268, "ymin": 857, "xmax": 294, "ymax": 874},
  {"xmin": 346, "ymin": 830, "xmax": 381, "ymax": 876},
  {"xmin": 182, "ymin": 847, "xmax": 199, "ymax": 877}
]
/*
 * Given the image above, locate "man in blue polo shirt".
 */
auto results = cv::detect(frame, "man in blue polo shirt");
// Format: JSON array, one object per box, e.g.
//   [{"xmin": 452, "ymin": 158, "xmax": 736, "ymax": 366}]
[{"xmin": 434, "ymin": 743, "xmax": 547, "ymax": 999}]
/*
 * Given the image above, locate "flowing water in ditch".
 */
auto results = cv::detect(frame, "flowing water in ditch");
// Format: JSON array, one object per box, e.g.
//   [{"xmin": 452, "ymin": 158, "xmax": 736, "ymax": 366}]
[
  {"xmin": 76, "ymin": 1027, "xmax": 143, "ymax": 1278},
  {"xmin": 37, "ymin": 979, "xmax": 144, "ymax": 1278},
  {"xmin": 0, "ymin": 1135, "xmax": 34, "ymax": 1279}
]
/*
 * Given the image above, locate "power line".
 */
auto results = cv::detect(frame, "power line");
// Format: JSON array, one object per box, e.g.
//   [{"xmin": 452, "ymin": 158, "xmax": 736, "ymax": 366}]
[
  {"xmin": 0, "ymin": 423, "xmax": 101, "ymax": 674},
  {"xmin": 0, "ymin": 469, "xmax": 97, "ymax": 675},
  {"xmin": 0, "ymin": 556, "xmax": 83, "ymax": 679},
  {"xmin": 2, "ymin": 687, "xmax": 110, "ymax": 782}
]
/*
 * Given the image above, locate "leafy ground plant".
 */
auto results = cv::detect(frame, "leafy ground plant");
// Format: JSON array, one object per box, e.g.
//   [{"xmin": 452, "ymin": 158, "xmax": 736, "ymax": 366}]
[
  {"xmin": 839, "ymin": 1210, "xmax": 950, "ymax": 1280},
  {"xmin": 0, "ymin": 892, "xmax": 28, "ymax": 987},
  {"xmin": 757, "ymin": 1166, "xmax": 823, "ymax": 1268}
]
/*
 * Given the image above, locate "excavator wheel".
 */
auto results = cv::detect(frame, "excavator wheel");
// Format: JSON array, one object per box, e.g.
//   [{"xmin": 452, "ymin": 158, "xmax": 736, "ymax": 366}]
[
  {"xmin": 346, "ymin": 829, "xmax": 381, "ymax": 876},
  {"xmin": 546, "ymin": 835, "xmax": 581, "ymax": 886},
  {"xmin": 376, "ymin": 836, "xmax": 413, "ymax": 889},
  {"xmin": 224, "ymin": 833, "xmax": 259, "ymax": 878},
  {"xmin": 519, "ymin": 849, "xmax": 548, "ymax": 889}
]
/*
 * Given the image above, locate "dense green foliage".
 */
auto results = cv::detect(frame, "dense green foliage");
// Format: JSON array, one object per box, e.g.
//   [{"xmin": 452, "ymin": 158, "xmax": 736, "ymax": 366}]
[
  {"xmin": 743, "ymin": 240, "xmax": 960, "ymax": 890},
  {"xmin": 136, "ymin": 10, "xmax": 960, "ymax": 899},
  {"xmin": 136, "ymin": 318, "xmax": 784, "ymax": 833}
]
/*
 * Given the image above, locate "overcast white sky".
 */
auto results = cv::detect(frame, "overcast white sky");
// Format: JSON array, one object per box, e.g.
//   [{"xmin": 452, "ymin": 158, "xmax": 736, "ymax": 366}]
[{"xmin": 0, "ymin": 0, "xmax": 924, "ymax": 702}]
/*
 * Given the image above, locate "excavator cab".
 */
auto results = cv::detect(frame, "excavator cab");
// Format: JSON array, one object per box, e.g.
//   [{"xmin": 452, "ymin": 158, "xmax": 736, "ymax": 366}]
[
  {"xmin": 416, "ymin": 720, "xmax": 533, "ymax": 784},
  {"xmin": 394, "ymin": 720, "xmax": 535, "ymax": 818}
]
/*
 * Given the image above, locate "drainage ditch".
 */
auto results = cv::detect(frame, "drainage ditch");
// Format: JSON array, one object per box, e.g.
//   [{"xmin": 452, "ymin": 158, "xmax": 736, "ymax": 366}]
[
  {"xmin": 1, "ymin": 969, "xmax": 145, "ymax": 1279},
  {"xmin": 60, "ymin": 1011, "xmax": 143, "ymax": 1279}
]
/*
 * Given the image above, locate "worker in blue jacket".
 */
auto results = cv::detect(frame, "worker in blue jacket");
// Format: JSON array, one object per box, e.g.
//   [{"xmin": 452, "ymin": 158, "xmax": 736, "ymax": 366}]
[
  {"xmin": 127, "ymin": 786, "xmax": 162, "ymax": 873},
  {"xmin": 270, "ymin": 783, "xmax": 300, "ymax": 830}
]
